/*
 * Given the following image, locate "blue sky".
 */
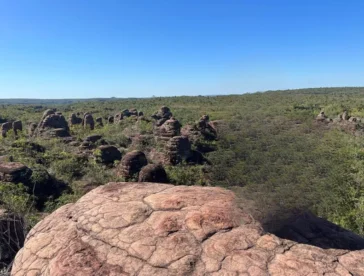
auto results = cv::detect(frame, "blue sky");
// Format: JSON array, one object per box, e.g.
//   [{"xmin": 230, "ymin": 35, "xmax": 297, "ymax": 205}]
[{"xmin": 1, "ymin": 0, "xmax": 364, "ymax": 99}]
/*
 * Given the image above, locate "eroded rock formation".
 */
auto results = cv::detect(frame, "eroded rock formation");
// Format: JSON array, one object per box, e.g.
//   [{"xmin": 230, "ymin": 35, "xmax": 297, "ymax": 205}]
[
  {"xmin": 36, "ymin": 109, "xmax": 71, "ymax": 137},
  {"xmin": 155, "ymin": 117, "xmax": 181, "ymax": 139},
  {"xmin": 138, "ymin": 164, "xmax": 168, "ymax": 183},
  {"xmin": 83, "ymin": 114, "xmax": 95, "ymax": 130},
  {"xmin": 182, "ymin": 114, "xmax": 217, "ymax": 143},
  {"xmin": 164, "ymin": 136, "xmax": 192, "ymax": 165},
  {"xmin": 152, "ymin": 106, "xmax": 173, "ymax": 127},
  {"xmin": 39, "ymin": 114, "xmax": 69, "ymax": 130},
  {"xmin": 117, "ymin": 151, "xmax": 148, "ymax": 180},
  {"xmin": 79, "ymin": 135, "xmax": 104, "ymax": 150},
  {"xmin": 1, "ymin": 122, "xmax": 12, "ymax": 138},
  {"xmin": 314, "ymin": 110, "xmax": 364, "ymax": 134},
  {"xmin": 114, "ymin": 109, "xmax": 141, "ymax": 124},
  {"xmin": 114, "ymin": 112, "xmax": 123, "ymax": 123},
  {"xmin": 164, "ymin": 136, "xmax": 206, "ymax": 165},
  {"xmin": 108, "ymin": 116, "xmax": 114, "ymax": 124},
  {"xmin": 11, "ymin": 183, "xmax": 364, "ymax": 276},
  {"xmin": 28, "ymin": 123, "xmax": 37, "ymax": 136},
  {"xmin": 12, "ymin": 120, "xmax": 23, "ymax": 136},
  {"xmin": 69, "ymin": 113, "xmax": 82, "ymax": 126},
  {"xmin": 95, "ymin": 145, "xmax": 122, "ymax": 164},
  {"xmin": 129, "ymin": 108, "xmax": 138, "ymax": 116},
  {"xmin": 0, "ymin": 162, "xmax": 32, "ymax": 183}
]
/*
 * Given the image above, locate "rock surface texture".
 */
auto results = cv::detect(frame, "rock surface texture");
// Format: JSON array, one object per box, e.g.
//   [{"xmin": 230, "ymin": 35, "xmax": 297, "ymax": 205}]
[{"xmin": 11, "ymin": 182, "xmax": 364, "ymax": 276}]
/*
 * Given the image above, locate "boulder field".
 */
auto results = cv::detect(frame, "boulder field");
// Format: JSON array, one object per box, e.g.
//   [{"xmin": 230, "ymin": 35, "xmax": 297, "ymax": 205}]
[{"xmin": 11, "ymin": 183, "xmax": 364, "ymax": 276}]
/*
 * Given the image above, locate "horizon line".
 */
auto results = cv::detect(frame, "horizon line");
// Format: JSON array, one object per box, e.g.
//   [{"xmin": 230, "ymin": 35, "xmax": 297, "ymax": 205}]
[{"xmin": 0, "ymin": 86, "xmax": 363, "ymax": 100}]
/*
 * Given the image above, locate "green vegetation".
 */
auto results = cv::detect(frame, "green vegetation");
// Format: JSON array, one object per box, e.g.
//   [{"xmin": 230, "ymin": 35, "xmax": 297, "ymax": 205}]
[{"xmin": 1, "ymin": 87, "xmax": 364, "ymax": 238}]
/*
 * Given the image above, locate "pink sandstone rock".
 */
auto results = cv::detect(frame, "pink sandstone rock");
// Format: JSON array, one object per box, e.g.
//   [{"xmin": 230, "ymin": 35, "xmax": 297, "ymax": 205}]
[{"xmin": 11, "ymin": 182, "xmax": 364, "ymax": 276}]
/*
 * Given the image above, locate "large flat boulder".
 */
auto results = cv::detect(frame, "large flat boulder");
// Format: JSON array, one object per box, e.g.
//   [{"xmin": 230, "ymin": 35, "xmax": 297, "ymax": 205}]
[{"xmin": 11, "ymin": 183, "xmax": 364, "ymax": 276}]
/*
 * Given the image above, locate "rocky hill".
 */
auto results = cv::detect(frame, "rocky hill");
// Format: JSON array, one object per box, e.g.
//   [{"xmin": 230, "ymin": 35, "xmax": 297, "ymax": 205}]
[{"xmin": 11, "ymin": 182, "xmax": 364, "ymax": 276}]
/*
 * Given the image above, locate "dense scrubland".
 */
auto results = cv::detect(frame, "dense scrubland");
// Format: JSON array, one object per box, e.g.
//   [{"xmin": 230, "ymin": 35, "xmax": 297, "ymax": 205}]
[{"xmin": 1, "ymin": 87, "xmax": 364, "ymax": 270}]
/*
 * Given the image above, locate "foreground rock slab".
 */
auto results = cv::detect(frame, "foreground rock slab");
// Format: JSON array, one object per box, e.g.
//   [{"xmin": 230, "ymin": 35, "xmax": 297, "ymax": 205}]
[{"xmin": 12, "ymin": 183, "xmax": 364, "ymax": 276}]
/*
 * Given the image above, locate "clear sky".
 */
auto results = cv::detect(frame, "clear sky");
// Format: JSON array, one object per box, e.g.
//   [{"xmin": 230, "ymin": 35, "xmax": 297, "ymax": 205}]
[{"xmin": 1, "ymin": 0, "xmax": 364, "ymax": 99}]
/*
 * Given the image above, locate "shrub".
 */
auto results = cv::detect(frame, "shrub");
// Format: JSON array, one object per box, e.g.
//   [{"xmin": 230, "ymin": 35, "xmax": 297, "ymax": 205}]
[
  {"xmin": 49, "ymin": 156, "xmax": 86, "ymax": 183},
  {"xmin": 166, "ymin": 165, "xmax": 207, "ymax": 186},
  {"xmin": 0, "ymin": 182, "xmax": 40, "ymax": 258},
  {"xmin": 44, "ymin": 193, "xmax": 81, "ymax": 212}
]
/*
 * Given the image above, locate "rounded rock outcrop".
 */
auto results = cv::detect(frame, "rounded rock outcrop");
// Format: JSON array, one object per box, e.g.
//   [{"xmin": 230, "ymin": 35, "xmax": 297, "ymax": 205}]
[
  {"xmin": 1, "ymin": 122, "xmax": 12, "ymax": 138},
  {"xmin": 37, "ymin": 111, "xmax": 71, "ymax": 137},
  {"xmin": 42, "ymin": 109, "xmax": 56, "ymax": 119},
  {"xmin": 165, "ymin": 136, "xmax": 192, "ymax": 165},
  {"xmin": 157, "ymin": 117, "xmax": 181, "ymax": 138},
  {"xmin": 39, "ymin": 114, "xmax": 69, "ymax": 130},
  {"xmin": 152, "ymin": 106, "xmax": 173, "ymax": 126},
  {"xmin": 138, "ymin": 164, "xmax": 168, "ymax": 183},
  {"xmin": 11, "ymin": 182, "xmax": 364, "ymax": 276},
  {"xmin": 83, "ymin": 114, "xmax": 95, "ymax": 130},
  {"xmin": 69, "ymin": 113, "xmax": 82, "ymax": 126},
  {"xmin": 181, "ymin": 114, "xmax": 217, "ymax": 144},
  {"xmin": 94, "ymin": 145, "xmax": 122, "ymax": 164},
  {"xmin": 12, "ymin": 120, "xmax": 23, "ymax": 135},
  {"xmin": 117, "ymin": 150, "xmax": 148, "ymax": 180}
]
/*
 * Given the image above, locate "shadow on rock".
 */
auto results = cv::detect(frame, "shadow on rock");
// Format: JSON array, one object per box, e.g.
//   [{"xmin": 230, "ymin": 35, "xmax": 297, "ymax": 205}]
[{"xmin": 265, "ymin": 211, "xmax": 364, "ymax": 250}]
